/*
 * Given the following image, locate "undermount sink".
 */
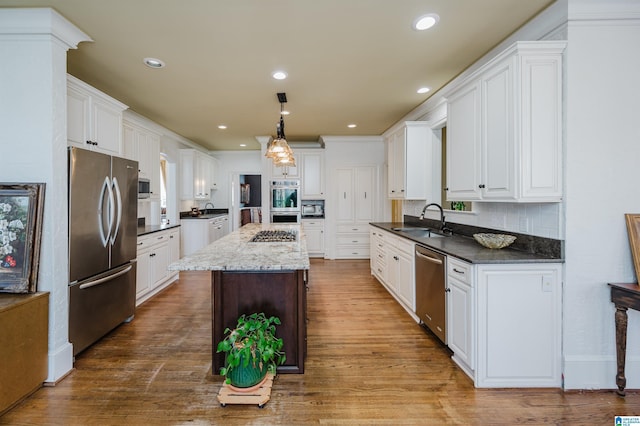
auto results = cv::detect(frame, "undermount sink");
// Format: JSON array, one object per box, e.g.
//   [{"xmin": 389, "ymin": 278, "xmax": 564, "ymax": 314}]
[{"xmin": 391, "ymin": 227, "xmax": 446, "ymax": 238}]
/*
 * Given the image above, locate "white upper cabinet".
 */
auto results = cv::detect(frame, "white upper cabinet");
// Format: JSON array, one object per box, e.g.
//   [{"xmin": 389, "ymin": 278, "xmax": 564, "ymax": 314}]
[
  {"xmin": 445, "ymin": 41, "xmax": 566, "ymax": 202},
  {"xmin": 67, "ymin": 75, "xmax": 127, "ymax": 156},
  {"xmin": 180, "ymin": 149, "xmax": 215, "ymax": 200},
  {"xmin": 386, "ymin": 121, "xmax": 433, "ymax": 200},
  {"xmin": 123, "ymin": 118, "xmax": 161, "ymax": 200},
  {"xmin": 271, "ymin": 153, "xmax": 299, "ymax": 178},
  {"xmin": 300, "ymin": 150, "xmax": 324, "ymax": 199}
]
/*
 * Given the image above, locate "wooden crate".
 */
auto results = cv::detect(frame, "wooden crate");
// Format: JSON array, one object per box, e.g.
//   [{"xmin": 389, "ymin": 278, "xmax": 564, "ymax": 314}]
[{"xmin": 217, "ymin": 373, "xmax": 275, "ymax": 408}]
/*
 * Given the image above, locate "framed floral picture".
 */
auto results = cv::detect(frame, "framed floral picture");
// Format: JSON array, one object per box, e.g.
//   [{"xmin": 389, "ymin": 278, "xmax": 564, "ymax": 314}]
[{"xmin": 0, "ymin": 183, "xmax": 45, "ymax": 293}]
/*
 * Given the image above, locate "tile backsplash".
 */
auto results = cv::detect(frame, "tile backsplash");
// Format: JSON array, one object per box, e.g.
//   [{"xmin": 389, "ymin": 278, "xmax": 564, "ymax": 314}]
[{"xmin": 403, "ymin": 200, "xmax": 562, "ymax": 239}]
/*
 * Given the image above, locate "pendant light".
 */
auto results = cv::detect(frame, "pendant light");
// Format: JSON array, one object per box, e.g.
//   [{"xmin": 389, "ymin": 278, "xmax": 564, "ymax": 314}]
[{"xmin": 265, "ymin": 93, "xmax": 295, "ymax": 167}]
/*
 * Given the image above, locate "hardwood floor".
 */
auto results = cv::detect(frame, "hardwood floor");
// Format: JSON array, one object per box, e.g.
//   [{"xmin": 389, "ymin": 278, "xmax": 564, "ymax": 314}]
[{"xmin": 2, "ymin": 259, "xmax": 638, "ymax": 425}]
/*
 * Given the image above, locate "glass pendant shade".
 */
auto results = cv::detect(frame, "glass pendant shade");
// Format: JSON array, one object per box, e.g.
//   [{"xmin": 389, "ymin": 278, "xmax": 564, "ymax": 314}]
[{"xmin": 265, "ymin": 94, "xmax": 295, "ymax": 164}]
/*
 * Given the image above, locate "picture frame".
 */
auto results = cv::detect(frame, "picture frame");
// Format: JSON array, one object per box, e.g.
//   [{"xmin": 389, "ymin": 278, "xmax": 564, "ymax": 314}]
[
  {"xmin": 0, "ymin": 183, "xmax": 45, "ymax": 293},
  {"xmin": 625, "ymin": 213, "xmax": 640, "ymax": 285},
  {"xmin": 240, "ymin": 183, "xmax": 250, "ymax": 204}
]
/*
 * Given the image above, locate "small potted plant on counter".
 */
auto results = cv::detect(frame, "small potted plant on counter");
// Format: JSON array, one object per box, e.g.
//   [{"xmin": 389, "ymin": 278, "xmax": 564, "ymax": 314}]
[{"xmin": 216, "ymin": 312, "xmax": 286, "ymax": 390}]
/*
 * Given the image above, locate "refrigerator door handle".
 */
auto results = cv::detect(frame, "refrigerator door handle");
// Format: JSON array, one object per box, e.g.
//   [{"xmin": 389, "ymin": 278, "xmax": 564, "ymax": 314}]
[
  {"xmin": 78, "ymin": 264, "xmax": 133, "ymax": 290},
  {"xmin": 110, "ymin": 176, "xmax": 123, "ymax": 246},
  {"xmin": 98, "ymin": 176, "xmax": 111, "ymax": 247}
]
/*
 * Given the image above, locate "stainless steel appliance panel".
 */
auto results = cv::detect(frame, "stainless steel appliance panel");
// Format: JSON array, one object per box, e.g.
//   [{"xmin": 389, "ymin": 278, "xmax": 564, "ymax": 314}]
[
  {"xmin": 68, "ymin": 262, "xmax": 136, "ymax": 356},
  {"xmin": 110, "ymin": 155, "xmax": 138, "ymax": 267},
  {"xmin": 68, "ymin": 147, "xmax": 139, "ymax": 355},
  {"xmin": 68, "ymin": 147, "xmax": 112, "ymax": 283},
  {"xmin": 271, "ymin": 179, "xmax": 300, "ymax": 212},
  {"xmin": 415, "ymin": 245, "xmax": 447, "ymax": 344}
]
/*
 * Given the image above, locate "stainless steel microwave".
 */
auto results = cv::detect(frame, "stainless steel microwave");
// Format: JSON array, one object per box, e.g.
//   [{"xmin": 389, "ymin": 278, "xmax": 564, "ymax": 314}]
[{"xmin": 138, "ymin": 178, "xmax": 151, "ymax": 199}]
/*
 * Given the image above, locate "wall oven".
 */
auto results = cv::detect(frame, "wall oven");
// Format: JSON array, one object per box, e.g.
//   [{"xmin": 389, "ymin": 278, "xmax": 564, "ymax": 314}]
[
  {"xmin": 270, "ymin": 179, "xmax": 300, "ymax": 223},
  {"xmin": 271, "ymin": 179, "xmax": 299, "ymax": 211},
  {"xmin": 271, "ymin": 212, "xmax": 300, "ymax": 223}
]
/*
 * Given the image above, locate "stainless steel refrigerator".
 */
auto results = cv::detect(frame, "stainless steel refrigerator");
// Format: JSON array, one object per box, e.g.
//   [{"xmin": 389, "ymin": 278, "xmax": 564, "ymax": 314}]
[{"xmin": 68, "ymin": 147, "xmax": 138, "ymax": 356}]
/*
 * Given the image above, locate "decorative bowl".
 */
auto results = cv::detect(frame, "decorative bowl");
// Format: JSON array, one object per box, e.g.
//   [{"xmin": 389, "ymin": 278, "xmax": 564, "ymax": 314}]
[{"xmin": 473, "ymin": 233, "xmax": 516, "ymax": 249}]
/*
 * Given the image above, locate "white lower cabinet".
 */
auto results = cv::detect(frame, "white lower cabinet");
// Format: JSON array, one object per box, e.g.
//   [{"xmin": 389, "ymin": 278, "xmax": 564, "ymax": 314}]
[
  {"xmin": 180, "ymin": 215, "xmax": 229, "ymax": 257},
  {"xmin": 369, "ymin": 226, "xmax": 416, "ymax": 317},
  {"xmin": 446, "ymin": 260, "xmax": 562, "ymax": 387},
  {"xmin": 301, "ymin": 219, "xmax": 324, "ymax": 257},
  {"xmin": 136, "ymin": 227, "xmax": 180, "ymax": 306},
  {"xmin": 475, "ymin": 263, "xmax": 562, "ymax": 388},
  {"xmin": 446, "ymin": 257, "xmax": 474, "ymax": 377}
]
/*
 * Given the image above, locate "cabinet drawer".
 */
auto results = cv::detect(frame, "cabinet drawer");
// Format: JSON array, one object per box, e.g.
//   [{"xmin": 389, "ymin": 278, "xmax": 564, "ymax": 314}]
[
  {"xmin": 338, "ymin": 224, "xmax": 368, "ymax": 233},
  {"xmin": 336, "ymin": 246, "xmax": 370, "ymax": 258},
  {"xmin": 137, "ymin": 231, "xmax": 171, "ymax": 252},
  {"xmin": 448, "ymin": 257, "xmax": 472, "ymax": 285},
  {"xmin": 337, "ymin": 235, "xmax": 370, "ymax": 245}
]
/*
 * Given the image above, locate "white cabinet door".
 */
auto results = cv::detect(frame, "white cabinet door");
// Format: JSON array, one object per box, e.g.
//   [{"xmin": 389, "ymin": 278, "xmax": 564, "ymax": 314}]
[
  {"xmin": 395, "ymin": 249, "xmax": 414, "ymax": 310},
  {"xmin": 336, "ymin": 168, "xmax": 354, "ymax": 223},
  {"xmin": 301, "ymin": 152, "xmax": 324, "ymax": 198},
  {"xmin": 476, "ymin": 263, "xmax": 562, "ymax": 387},
  {"xmin": 67, "ymin": 75, "xmax": 126, "ymax": 156},
  {"xmin": 67, "ymin": 85, "xmax": 90, "ymax": 148},
  {"xmin": 168, "ymin": 229, "xmax": 180, "ymax": 263},
  {"xmin": 447, "ymin": 274, "xmax": 473, "ymax": 374},
  {"xmin": 91, "ymin": 98, "xmax": 123, "ymax": 156},
  {"xmin": 354, "ymin": 166, "xmax": 374, "ymax": 223},
  {"xmin": 272, "ymin": 153, "xmax": 299, "ymax": 178},
  {"xmin": 446, "ymin": 80, "xmax": 482, "ymax": 201},
  {"xmin": 180, "ymin": 149, "xmax": 215, "ymax": 200},
  {"xmin": 302, "ymin": 220, "xmax": 324, "ymax": 256},
  {"xmin": 150, "ymin": 243, "xmax": 169, "ymax": 287},
  {"xmin": 445, "ymin": 41, "xmax": 565, "ymax": 203},
  {"xmin": 136, "ymin": 248, "xmax": 152, "ymax": 298},
  {"xmin": 482, "ymin": 58, "xmax": 515, "ymax": 199}
]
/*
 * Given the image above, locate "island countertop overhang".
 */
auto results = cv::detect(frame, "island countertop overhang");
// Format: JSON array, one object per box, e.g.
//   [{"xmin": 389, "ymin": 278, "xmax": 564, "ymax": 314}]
[{"xmin": 168, "ymin": 223, "xmax": 310, "ymax": 271}]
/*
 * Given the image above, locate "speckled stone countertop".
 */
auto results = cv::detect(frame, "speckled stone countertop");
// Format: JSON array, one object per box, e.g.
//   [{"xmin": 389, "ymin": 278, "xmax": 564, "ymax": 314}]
[
  {"xmin": 137, "ymin": 223, "xmax": 181, "ymax": 237},
  {"xmin": 168, "ymin": 223, "xmax": 310, "ymax": 271},
  {"xmin": 370, "ymin": 222, "xmax": 564, "ymax": 264}
]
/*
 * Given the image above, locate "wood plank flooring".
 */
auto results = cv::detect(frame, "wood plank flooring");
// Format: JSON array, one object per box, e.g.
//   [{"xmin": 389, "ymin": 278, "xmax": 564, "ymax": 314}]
[{"xmin": 2, "ymin": 259, "xmax": 639, "ymax": 425}]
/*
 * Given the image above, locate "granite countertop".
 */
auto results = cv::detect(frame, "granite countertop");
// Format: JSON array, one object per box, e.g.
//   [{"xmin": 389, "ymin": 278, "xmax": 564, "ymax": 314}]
[
  {"xmin": 168, "ymin": 223, "xmax": 310, "ymax": 272},
  {"xmin": 137, "ymin": 223, "xmax": 181, "ymax": 237},
  {"xmin": 370, "ymin": 222, "xmax": 564, "ymax": 264},
  {"xmin": 179, "ymin": 208, "xmax": 229, "ymax": 220}
]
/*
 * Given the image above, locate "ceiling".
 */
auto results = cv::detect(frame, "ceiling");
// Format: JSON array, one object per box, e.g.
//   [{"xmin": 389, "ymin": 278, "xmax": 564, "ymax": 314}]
[{"xmin": 1, "ymin": 0, "xmax": 554, "ymax": 151}]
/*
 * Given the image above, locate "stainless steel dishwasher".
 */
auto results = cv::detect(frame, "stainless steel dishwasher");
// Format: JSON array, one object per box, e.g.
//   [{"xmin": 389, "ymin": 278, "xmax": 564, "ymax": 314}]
[{"xmin": 415, "ymin": 245, "xmax": 447, "ymax": 344}]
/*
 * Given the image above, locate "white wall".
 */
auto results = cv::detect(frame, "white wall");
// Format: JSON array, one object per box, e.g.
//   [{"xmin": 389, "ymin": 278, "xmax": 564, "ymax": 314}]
[
  {"xmin": 0, "ymin": 8, "xmax": 90, "ymax": 383},
  {"xmin": 562, "ymin": 0, "xmax": 640, "ymax": 389}
]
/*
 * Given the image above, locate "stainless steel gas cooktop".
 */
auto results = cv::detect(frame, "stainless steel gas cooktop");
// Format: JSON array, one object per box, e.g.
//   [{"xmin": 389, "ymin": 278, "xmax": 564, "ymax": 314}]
[{"xmin": 250, "ymin": 230, "xmax": 297, "ymax": 242}]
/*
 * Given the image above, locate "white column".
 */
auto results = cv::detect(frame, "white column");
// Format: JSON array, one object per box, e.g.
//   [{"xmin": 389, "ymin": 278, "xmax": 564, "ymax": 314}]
[{"xmin": 0, "ymin": 8, "xmax": 90, "ymax": 383}]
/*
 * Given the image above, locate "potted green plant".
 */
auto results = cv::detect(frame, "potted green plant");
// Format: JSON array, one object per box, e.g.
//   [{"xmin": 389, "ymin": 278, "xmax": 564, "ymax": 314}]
[{"xmin": 216, "ymin": 312, "xmax": 286, "ymax": 389}]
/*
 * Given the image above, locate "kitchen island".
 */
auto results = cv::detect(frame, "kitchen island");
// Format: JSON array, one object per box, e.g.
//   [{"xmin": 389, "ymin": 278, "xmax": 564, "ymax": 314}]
[{"xmin": 169, "ymin": 223, "xmax": 309, "ymax": 374}]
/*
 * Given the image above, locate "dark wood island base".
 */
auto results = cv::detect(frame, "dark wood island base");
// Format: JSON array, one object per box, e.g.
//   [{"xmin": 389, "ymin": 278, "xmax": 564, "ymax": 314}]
[{"xmin": 212, "ymin": 269, "xmax": 308, "ymax": 374}]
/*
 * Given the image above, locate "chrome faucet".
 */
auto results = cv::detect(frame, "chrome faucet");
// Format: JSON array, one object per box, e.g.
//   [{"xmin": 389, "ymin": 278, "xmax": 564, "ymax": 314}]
[
  {"xmin": 204, "ymin": 202, "xmax": 214, "ymax": 211},
  {"xmin": 420, "ymin": 203, "xmax": 451, "ymax": 233}
]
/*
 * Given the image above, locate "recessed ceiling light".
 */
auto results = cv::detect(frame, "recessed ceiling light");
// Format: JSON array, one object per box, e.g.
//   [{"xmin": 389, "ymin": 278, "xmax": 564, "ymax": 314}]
[
  {"xmin": 281, "ymin": 110, "xmax": 290, "ymax": 115},
  {"xmin": 143, "ymin": 57, "xmax": 165, "ymax": 68},
  {"xmin": 240, "ymin": 144, "xmax": 247, "ymax": 147},
  {"xmin": 417, "ymin": 87, "xmax": 431, "ymax": 94},
  {"xmin": 413, "ymin": 13, "xmax": 439, "ymax": 31},
  {"xmin": 347, "ymin": 124, "xmax": 357, "ymax": 128},
  {"xmin": 272, "ymin": 71, "xmax": 288, "ymax": 80},
  {"xmin": 218, "ymin": 125, "xmax": 227, "ymax": 129}
]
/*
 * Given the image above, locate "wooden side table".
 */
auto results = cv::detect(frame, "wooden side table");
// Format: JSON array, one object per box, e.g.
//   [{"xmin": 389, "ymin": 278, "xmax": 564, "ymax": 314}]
[{"xmin": 609, "ymin": 282, "xmax": 640, "ymax": 396}]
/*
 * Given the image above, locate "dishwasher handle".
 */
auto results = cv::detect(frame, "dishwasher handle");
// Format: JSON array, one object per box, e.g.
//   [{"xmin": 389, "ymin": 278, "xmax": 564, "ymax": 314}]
[{"xmin": 415, "ymin": 250, "xmax": 443, "ymax": 265}]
